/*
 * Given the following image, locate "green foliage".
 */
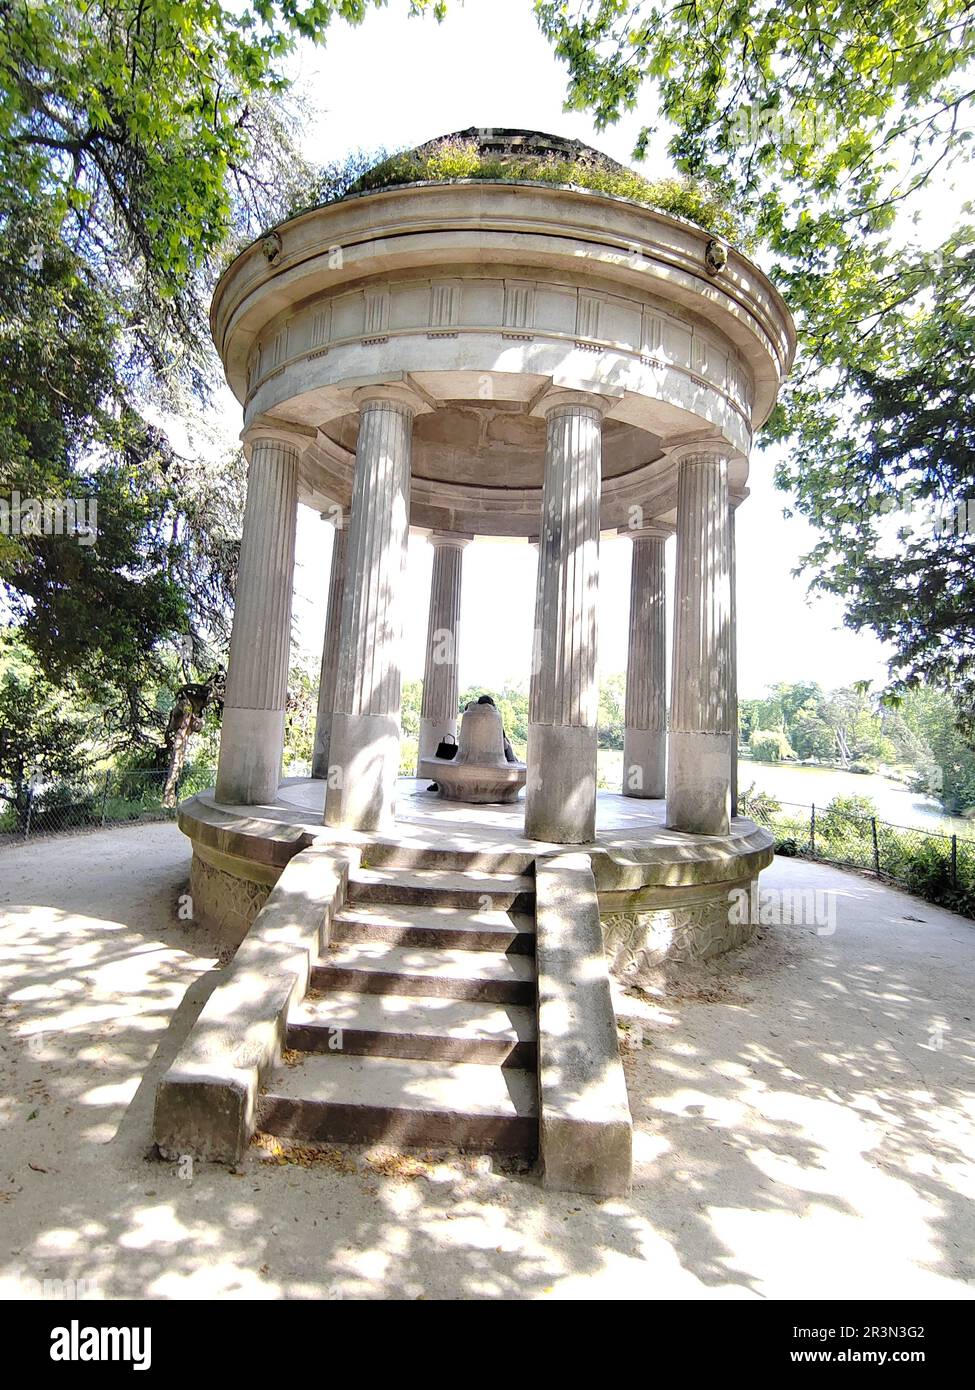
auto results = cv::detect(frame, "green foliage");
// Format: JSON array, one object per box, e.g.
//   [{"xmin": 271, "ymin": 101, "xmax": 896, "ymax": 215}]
[
  {"xmin": 0, "ymin": 1, "xmax": 416, "ymax": 366},
  {"xmin": 900, "ymin": 841, "xmax": 975, "ymax": 916},
  {"xmin": 776, "ymin": 230, "xmax": 975, "ymax": 722},
  {"xmin": 750, "ymin": 787, "xmax": 975, "ymax": 916},
  {"xmin": 26, "ymin": 781, "xmax": 100, "ymax": 834},
  {"xmin": 284, "ymin": 663, "xmax": 317, "ymax": 769},
  {"xmin": 899, "ymin": 685, "xmax": 975, "ymax": 815},
  {"xmin": 819, "ymin": 794, "xmax": 878, "ymax": 831},
  {"xmin": 295, "ymin": 136, "xmax": 741, "ymax": 241},
  {"xmin": 0, "ymin": 3, "xmax": 437, "ymax": 759},
  {"xmin": 738, "ymin": 782, "xmax": 782, "ymax": 822},
  {"xmin": 0, "ymin": 635, "xmax": 91, "ymax": 827},
  {"xmin": 400, "ymin": 679, "xmax": 422, "ymax": 741},
  {"xmin": 0, "ymin": 194, "xmax": 246, "ymax": 743},
  {"xmin": 597, "ymin": 673, "xmax": 625, "ymax": 750},
  {"xmin": 533, "ymin": 0, "xmax": 975, "ymax": 734},
  {"xmin": 740, "ymin": 680, "xmax": 915, "ymax": 771},
  {"xmin": 750, "ymin": 729, "xmax": 795, "ymax": 763},
  {"xmin": 790, "ymin": 703, "xmax": 838, "ymax": 761}
]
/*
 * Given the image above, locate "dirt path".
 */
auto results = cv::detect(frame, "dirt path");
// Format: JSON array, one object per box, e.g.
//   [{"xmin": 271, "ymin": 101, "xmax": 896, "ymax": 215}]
[{"xmin": 0, "ymin": 826, "xmax": 972, "ymax": 1299}]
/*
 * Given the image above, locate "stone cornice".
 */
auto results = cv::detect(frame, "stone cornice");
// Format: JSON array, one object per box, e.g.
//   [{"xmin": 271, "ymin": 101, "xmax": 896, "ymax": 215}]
[{"xmin": 213, "ymin": 181, "xmax": 794, "ymax": 427}]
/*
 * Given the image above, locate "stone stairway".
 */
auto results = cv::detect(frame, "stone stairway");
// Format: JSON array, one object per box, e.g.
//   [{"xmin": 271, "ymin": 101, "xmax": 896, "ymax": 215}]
[{"xmin": 257, "ymin": 847, "xmax": 540, "ymax": 1158}]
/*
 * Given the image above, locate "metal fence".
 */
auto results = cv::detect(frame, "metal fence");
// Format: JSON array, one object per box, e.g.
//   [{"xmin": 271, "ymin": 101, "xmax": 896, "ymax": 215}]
[
  {"xmin": 741, "ymin": 795, "xmax": 975, "ymax": 917},
  {"xmin": 0, "ymin": 765, "xmax": 218, "ymax": 845},
  {"xmin": 0, "ymin": 763, "xmax": 317, "ymax": 846}
]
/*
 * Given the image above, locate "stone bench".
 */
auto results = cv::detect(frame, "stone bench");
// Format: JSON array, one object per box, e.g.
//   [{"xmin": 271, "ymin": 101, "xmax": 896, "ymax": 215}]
[{"xmin": 418, "ymin": 700, "xmax": 526, "ymax": 804}]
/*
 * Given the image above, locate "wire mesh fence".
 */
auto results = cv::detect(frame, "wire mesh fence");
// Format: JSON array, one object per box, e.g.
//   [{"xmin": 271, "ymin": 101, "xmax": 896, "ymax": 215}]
[
  {"xmin": 0, "ymin": 761, "xmax": 317, "ymax": 847},
  {"xmin": 0, "ymin": 765, "xmax": 218, "ymax": 847},
  {"xmin": 741, "ymin": 793, "xmax": 975, "ymax": 917}
]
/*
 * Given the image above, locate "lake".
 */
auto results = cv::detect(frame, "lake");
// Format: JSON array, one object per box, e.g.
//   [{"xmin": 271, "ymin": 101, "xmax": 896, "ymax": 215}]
[
  {"xmin": 595, "ymin": 751, "xmax": 974, "ymax": 840},
  {"xmin": 739, "ymin": 760, "xmax": 974, "ymax": 839}
]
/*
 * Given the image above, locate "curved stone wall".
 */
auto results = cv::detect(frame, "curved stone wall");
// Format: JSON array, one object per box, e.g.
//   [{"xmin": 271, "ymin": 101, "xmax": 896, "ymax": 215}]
[
  {"xmin": 177, "ymin": 792, "xmax": 773, "ymax": 965},
  {"xmin": 601, "ymin": 882, "xmax": 757, "ymax": 987}
]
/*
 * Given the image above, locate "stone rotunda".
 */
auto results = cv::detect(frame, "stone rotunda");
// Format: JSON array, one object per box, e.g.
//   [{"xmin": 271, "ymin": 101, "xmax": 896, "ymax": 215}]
[
  {"xmin": 182, "ymin": 128, "xmax": 795, "ymax": 973},
  {"xmin": 157, "ymin": 131, "xmax": 795, "ymax": 1189}
]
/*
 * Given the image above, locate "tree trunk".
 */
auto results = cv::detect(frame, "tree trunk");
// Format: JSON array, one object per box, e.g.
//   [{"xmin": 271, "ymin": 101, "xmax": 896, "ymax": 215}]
[{"xmin": 161, "ymin": 680, "xmax": 214, "ymax": 807}]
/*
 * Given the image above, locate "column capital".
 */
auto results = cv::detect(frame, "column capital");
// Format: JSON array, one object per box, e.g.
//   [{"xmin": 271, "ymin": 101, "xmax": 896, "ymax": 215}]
[
  {"xmin": 352, "ymin": 381, "xmax": 432, "ymax": 416},
  {"xmin": 667, "ymin": 442, "xmax": 731, "ymax": 468},
  {"xmin": 426, "ymin": 530, "xmax": 473, "ymax": 551},
  {"xmin": 241, "ymin": 418, "xmax": 316, "ymax": 459},
  {"xmin": 626, "ymin": 522, "xmax": 673, "ymax": 542},
  {"xmin": 528, "ymin": 385, "xmax": 616, "ymax": 421}
]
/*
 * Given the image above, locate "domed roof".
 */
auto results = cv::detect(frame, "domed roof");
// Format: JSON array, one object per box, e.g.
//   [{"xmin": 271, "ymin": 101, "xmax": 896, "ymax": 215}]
[{"xmin": 408, "ymin": 127, "xmax": 628, "ymax": 173}]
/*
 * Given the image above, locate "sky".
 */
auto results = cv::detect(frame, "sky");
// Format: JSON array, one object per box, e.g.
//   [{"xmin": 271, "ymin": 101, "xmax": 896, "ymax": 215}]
[{"xmin": 212, "ymin": 0, "xmax": 925, "ymax": 701}]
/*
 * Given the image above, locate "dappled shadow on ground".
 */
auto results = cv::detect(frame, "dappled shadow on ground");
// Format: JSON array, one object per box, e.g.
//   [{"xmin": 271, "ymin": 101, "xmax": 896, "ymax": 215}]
[
  {"xmin": 616, "ymin": 858, "xmax": 975, "ymax": 1296},
  {"xmin": 0, "ymin": 834, "xmax": 973, "ymax": 1298}
]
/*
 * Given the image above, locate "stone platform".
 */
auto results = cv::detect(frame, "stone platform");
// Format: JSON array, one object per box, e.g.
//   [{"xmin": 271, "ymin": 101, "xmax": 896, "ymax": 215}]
[{"xmin": 179, "ymin": 778, "xmax": 774, "ymax": 982}]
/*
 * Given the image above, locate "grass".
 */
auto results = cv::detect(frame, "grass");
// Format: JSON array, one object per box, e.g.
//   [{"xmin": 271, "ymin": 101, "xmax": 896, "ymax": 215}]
[{"xmin": 297, "ymin": 137, "xmax": 743, "ymax": 245}]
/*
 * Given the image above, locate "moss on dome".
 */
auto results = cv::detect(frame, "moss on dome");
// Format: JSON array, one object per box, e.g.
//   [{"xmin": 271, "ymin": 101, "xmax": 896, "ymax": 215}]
[{"xmin": 288, "ymin": 128, "xmax": 742, "ymax": 246}]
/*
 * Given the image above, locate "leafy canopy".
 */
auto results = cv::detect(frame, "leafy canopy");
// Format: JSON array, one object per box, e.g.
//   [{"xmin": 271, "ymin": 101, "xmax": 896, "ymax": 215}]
[
  {"xmin": 534, "ymin": 1, "xmax": 975, "ymax": 717},
  {"xmin": 0, "ymin": 1, "xmax": 439, "ymax": 750}
]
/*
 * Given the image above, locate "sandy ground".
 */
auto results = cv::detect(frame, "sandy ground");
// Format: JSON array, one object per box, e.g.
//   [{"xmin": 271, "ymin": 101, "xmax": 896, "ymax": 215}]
[{"xmin": 0, "ymin": 822, "xmax": 973, "ymax": 1300}]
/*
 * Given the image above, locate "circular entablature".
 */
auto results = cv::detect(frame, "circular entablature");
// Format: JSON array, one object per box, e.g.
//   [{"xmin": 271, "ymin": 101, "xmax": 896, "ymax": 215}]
[{"xmin": 294, "ymin": 396, "xmax": 683, "ymax": 537}]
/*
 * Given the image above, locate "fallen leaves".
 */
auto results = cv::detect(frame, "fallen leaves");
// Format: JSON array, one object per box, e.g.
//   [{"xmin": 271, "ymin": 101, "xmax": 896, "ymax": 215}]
[{"xmin": 252, "ymin": 1132, "xmax": 358, "ymax": 1174}]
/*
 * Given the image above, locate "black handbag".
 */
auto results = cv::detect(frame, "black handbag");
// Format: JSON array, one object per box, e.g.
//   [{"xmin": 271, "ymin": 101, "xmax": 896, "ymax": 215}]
[{"xmin": 435, "ymin": 733, "xmax": 458, "ymax": 760}]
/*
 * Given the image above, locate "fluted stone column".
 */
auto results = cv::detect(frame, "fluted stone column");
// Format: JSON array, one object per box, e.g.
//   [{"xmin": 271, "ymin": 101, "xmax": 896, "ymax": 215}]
[
  {"xmin": 623, "ymin": 527, "xmax": 668, "ymax": 799},
  {"xmin": 216, "ymin": 427, "xmax": 304, "ymax": 805},
  {"xmin": 666, "ymin": 449, "xmax": 733, "ymax": 835},
  {"xmin": 311, "ymin": 521, "xmax": 349, "ymax": 780},
  {"xmin": 729, "ymin": 497, "xmax": 741, "ymax": 818},
  {"xmin": 526, "ymin": 391, "xmax": 606, "ymax": 843},
  {"xmin": 419, "ymin": 532, "xmax": 471, "ymax": 760},
  {"xmin": 324, "ymin": 385, "xmax": 420, "ymax": 832}
]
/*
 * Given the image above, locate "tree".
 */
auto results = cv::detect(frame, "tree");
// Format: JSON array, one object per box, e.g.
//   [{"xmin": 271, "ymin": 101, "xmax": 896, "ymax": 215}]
[
  {"xmin": 534, "ymin": 1, "xmax": 975, "ymax": 723},
  {"xmin": 597, "ymin": 672, "xmax": 625, "ymax": 749},
  {"xmin": 0, "ymin": 638, "xmax": 90, "ymax": 828},
  {"xmin": 283, "ymin": 662, "xmax": 317, "ymax": 769},
  {"xmin": 0, "ymin": 1, "xmax": 429, "ymax": 377},
  {"xmin": 897, "ymin": 685, "xmax": 975, "ymax": 815},
  {"xmin": 791, "ymin": 700, "xmax": 837, "ymax": 762},
  {"xmin": 750, "ymin": 729, "xmax": 795, "ymax": 763},
  {"xmin": 0, "ymin": 3, "xmax": 439, "ymax": 766},
  {"xmin": 777, "ymin": 233, "xmax": 975, "ymax": 718}
]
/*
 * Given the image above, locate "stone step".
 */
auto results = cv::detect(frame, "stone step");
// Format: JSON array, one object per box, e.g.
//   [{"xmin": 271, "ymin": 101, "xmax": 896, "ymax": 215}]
[
  {"xmin": 360, "ymin": 840, "xmax": 536, "ymax": 875},
  {"xmin": 312, "ymin": 942, "xmax": 536, "ymax": 1005},
  {"xmin": 259, "ymin": 1053, "xmax": 538, "ymax": 1155},
  {"xmin": 346, "ymin": 866, "xmax": 535, "ymax": 912},
  {"xmin": 331, "ymin": 902, "xmax": 535, "ymax": 954},
  {"xmin": 287, "ymin": 991, "xmax": 537, "ymax": 1066}
]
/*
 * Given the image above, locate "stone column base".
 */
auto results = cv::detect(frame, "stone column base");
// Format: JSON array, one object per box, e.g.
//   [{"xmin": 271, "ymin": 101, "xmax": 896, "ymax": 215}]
[
  {"xmin": 525, "ymin": 723, "xmax": 598, "ymax": 843},
  {"xmin": 622, "ymin": 727, "xmax": 665, "ymax": 799},
  {"xmin": 215, "ymin": 707, "xmax": 286, "ymax": 806},
  {"xmin": 666, "ymin": 730, "xmax": 733, "ymax": 834},
  {"xmin": 324, "ymin": 710, "xmax": 401, "ymax": 832}
]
